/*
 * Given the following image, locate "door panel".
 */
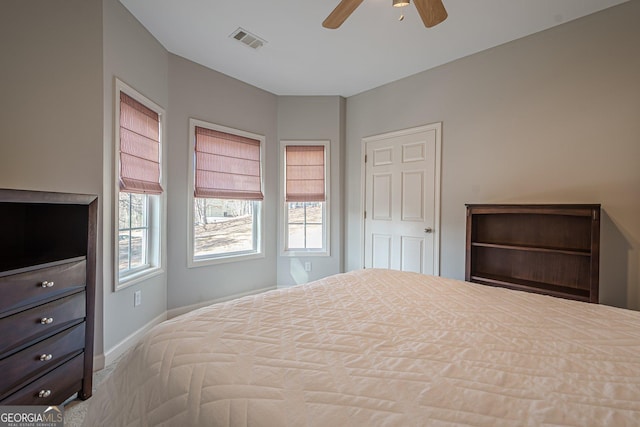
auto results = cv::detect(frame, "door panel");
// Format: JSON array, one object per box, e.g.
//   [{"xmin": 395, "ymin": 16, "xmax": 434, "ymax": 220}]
[
  {"xmin": 402, "ymin": 141, "xmax": 426, "ymax": 163},
  {"xmin": 373, "ymin": 147, "xmax": 393, "ymax": 166},
  {"xmin": 372, "ymin": 234, "xmax": 392, "ymax": 269},
  {"xmin": 402, "ymin": 171, "xmax": 424, "ymax": 221},
  {"xmin": 401, "ymin": 236, "xmax": 424, "ymax": 273},
  {"xmin": 372, "ymin": 174, "xmax": 392, "ymax": 220}
]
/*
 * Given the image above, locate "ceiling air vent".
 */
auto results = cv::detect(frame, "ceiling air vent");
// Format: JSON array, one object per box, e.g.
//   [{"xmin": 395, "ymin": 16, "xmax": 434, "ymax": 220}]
[{"xmin": 230, "ymin": 28, "xmax": 266, "ymax": 50}]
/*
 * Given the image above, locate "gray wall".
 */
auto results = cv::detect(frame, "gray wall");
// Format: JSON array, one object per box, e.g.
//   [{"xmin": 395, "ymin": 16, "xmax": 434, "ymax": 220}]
[
  {"xmin": 102, "ymin": 0, "xmax": 169, "ymax": 352},
  {"xmin": 345, "ymin": 1, "xmax": 640, "ymax": 309},
  {"xmin": 0, "ymin": 0, "xmax": 105, "ymax": 353},
  {"xmin": 166, "ymin": 55, "xmax": 279, "ymax": 310},
  {"xmin": 276, "ymin": 96, "xmax": 346, "ymax": 286}
]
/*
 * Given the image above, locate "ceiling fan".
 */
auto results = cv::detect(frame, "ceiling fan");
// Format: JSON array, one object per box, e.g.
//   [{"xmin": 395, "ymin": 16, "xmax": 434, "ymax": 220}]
[{"xmin": 323, "ymin": 0, "xmax": 448, "ymax": 29}]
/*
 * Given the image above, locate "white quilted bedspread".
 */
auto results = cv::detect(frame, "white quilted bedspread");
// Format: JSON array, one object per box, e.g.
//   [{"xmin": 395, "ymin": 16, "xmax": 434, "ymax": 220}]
[{"xmin": 83, "ymin": 270, "xmax": 640, "ymax": 426}]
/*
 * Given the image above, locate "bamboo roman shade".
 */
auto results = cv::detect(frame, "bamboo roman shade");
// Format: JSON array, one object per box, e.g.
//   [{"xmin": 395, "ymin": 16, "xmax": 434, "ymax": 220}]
[
  {"xmin": 194, "ymin": 126, "xmax": 264, "ymax": 200},
  {"xmin": 119, "ymin": 92, "xmax": 163, "ymax": 194},
  {"xmin": 285, "ymin": 145, "xmax": 326, "ymax": 202}
]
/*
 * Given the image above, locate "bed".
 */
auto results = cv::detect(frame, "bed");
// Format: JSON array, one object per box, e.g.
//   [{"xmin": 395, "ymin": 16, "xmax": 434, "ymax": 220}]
[{"xmin": 83, "ymin": 269, "xmax": 640, "ymax": 426}]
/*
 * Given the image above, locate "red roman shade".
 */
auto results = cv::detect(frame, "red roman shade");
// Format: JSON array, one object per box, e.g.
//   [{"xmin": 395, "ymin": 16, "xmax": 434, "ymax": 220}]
[
  {"xmin": 119, "ymin": 92, "xmax": 163, "ymax": 194},
  {"xmin": 285, "ymin": 145, "xmax": 325, "ymax": 202},
  {"xmin": 194, "ymin": 126, "xmax": 264, "ymax": 200}
]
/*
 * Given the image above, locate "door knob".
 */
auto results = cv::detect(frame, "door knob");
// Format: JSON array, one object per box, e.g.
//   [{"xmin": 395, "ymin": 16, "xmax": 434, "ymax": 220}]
[{"xmin": 424, "ymin": 227, "xmax": 433, "ymax": 233}]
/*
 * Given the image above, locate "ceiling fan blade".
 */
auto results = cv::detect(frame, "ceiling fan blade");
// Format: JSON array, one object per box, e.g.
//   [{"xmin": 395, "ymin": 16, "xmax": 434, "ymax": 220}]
[
  {"xmin": 414, "ymin": 0, "xmax": 448, "ymax": 28},
  {"xmin": 323, "ymin": 0, "xmax": 365, "ymax": 29}
]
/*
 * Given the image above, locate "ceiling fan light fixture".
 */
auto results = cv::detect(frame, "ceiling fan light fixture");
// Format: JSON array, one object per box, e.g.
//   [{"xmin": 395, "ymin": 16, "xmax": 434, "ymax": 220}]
[{"xmin": 323, "ymin": 0, "xmax": 447, "ymax": 29}]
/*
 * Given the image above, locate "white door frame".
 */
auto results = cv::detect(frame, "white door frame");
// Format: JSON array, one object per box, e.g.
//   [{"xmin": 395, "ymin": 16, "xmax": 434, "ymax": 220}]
[{"xmin": 360, "ymin": 122, "xmax": 442, "ymax": 274}]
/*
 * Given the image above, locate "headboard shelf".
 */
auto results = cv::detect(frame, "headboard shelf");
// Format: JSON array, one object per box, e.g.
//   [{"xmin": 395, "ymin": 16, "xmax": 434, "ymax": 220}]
[
  {"xmin": 465, "ymin": 204, "xmax": 600, "ymax": 303},
  {"xmin": 470, "ymin": 273, "xmax": 591, "ymax": 301},
  {"xmin": 470, "ymin": 242, "xmax": 591, "ymax": 257}
]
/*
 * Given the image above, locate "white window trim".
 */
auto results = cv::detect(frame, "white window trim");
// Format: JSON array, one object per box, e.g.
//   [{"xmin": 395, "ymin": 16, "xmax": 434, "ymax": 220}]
[
  {"xmin": 280, "ymin": 140, "xmax": 330, "ymax": 257},
  {"xmin": 114, "ymin": 78, "xmax": 166, "ymax": 291},
  {"xmin": 187, "ymin": 118, "xmax": 266, "ymax": 268}
]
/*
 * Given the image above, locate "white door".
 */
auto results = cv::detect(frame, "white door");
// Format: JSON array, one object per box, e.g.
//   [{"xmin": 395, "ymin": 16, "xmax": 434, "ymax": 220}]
[{"xmin": 363, "ymin": 123, "xmax": 441, "ymax": 274}]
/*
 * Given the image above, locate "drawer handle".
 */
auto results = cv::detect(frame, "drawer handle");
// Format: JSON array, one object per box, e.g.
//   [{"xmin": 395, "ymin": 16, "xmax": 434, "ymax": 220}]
[
  {"xmin": 40, "ymin": 317, "xmax": 54, "ymax": 325},
  {"xmin": 41, "ymin": 280, "xmax": 55, "ymax": 288},
  {"xmin": 38, "ymin": 390, "xmax": 52, "ymax": 398},
  {"xmin": 39, "ymin": 354, "xmax": 53, "ymax": 362}
]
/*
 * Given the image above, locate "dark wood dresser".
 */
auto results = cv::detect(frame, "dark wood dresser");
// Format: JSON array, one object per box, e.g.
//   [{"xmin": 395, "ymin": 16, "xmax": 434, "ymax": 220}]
[
  {"xmin": 465, "ymin": 204, "xmax": 600, "ymax": 303},
  {"xmin": 0, "ymin": 189, "xmax": 97, "ymax": 404}
]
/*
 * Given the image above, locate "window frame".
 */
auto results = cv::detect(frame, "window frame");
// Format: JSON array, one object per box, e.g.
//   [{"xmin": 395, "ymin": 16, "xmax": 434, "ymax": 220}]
[
  {"xmin": 188, "ymin": 118, "xmax": 266, "ymax": 267},
  {"xmin": 114, "ymin": 78, "xmax": 166, "ymax": 290},
  {"xmin": 280, "ymin": 140, "xmax": 330, "ymax": 257}
]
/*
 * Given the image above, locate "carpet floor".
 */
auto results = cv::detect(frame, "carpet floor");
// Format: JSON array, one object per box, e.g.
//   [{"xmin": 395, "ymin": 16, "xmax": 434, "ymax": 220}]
[{"xmin": 63, "ymin": 357, "xmax": 120, "ymax": 426}]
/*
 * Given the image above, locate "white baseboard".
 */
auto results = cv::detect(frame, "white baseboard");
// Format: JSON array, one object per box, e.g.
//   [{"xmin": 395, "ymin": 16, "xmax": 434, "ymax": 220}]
[
  {"xmin": 92, "ymin": 311, "xmax": 167, "ymax": 371},
  {"xmin": 166, "ymin": 286, "xmax": 276, "ymax": 319},
  {"xmin": 92, "ymin": 286, "xmax": 275, "ymax": 370},
  {"xmin": 93, "ymin": 353, "xmax": 106, "ymax": 372}
]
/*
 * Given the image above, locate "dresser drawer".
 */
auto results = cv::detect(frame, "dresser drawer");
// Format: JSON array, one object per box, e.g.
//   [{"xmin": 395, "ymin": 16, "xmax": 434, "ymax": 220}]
[
  {"xmin": 0, "ymin": 323, "xmax": 85, "ymax": 400},
  {"xmin": 0, "ymin": 353, "xmax": 84, "ymax": 405},
  {"xmin": 0, "ymin": 292, "xmax": 86, "ymax": 356},
  {"xmin": 0, "ymin": 259, "xmax": 86, "ymax": 315}
]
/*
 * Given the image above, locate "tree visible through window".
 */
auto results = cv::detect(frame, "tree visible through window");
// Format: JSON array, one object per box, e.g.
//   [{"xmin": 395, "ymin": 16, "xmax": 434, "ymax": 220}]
[{"xmin": 193, "ymin": 198, "xmax": 257, "ymax": 256}]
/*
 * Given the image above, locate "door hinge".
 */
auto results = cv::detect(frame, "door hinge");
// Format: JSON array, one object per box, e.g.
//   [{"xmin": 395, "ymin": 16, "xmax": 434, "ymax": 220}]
[
  {"xmin": 364, "ymin": 210, "xmax": 367, "ymax": 219},
  {"xmin": 364, "ymin": 154, "xmax": 367, "ymax": 163}
]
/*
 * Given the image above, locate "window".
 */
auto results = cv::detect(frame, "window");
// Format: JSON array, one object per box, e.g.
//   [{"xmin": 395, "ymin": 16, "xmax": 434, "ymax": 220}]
[
  {"xmin": 115, "ymin": 79, "xmax": 165, "ymax": 288},
  {"xmin": 286, "ymin": 202, "xmax": 324, "ymax": 249},
  {"xmin": 189, "ymin": 119, "xmax": 265, "ymax": 266},
  {"xmin": 281, "ymin": 141, "xmax": 330, "ymax": 255},
  {"xmin": 118, "ymin": 192, "xmax": 148, "ymax": 273}
]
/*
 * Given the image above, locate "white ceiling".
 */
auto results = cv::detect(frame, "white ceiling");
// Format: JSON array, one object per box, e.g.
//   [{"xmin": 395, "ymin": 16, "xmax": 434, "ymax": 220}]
[{"xmin": 119, "ymin": 0, "xmax": 628, "ymax": 97}]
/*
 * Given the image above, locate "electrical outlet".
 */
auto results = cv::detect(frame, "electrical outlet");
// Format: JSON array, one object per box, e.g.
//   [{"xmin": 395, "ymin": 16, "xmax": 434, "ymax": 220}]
[
  {"xmin": 134, "ymin": 290, "xmax": 141, "ymax": 307},
  {"xmin": 304, "ymin": 261, "xmax": 312, "ymax": 272}
]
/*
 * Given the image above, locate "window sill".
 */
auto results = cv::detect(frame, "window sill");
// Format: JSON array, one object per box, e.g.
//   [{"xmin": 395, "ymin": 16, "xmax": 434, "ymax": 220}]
[
  {"xmin": 189, "ymin": 251, "xmax": 265, "ymax": 269},
  {"xmin": 116, "ymin": 266, "xmax": 164, "ymax": 291},
  {"xmin": 281, "ymin": 250, "xmax": 330, "ymax": 257}
]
